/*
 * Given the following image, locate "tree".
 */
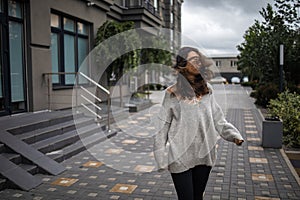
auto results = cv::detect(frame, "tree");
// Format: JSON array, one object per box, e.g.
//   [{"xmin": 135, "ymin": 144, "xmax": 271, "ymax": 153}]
[
  {"xmin": 237, "ymin": 0, "xmax": 300, "ymax": 89},
  {"xmin": 95, "ymin": 20, "xmax": 141, "ymax": 85}
]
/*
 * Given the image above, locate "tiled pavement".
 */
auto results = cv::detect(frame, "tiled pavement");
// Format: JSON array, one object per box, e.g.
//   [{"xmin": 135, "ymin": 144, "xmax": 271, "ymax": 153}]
[{"xmin": 1, "ymin": 85, "xmax": 300, "ymax": 199}]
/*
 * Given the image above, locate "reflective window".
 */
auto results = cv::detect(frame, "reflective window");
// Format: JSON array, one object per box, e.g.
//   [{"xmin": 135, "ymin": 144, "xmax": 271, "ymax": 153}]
[
  {"xmin": 9, "ymin": 21, "xmax": 24, "ymax": 102},
  {"xmin": 170, "ymin": 12, "xmax": 173, "ymax": 24},
  {"xmin": 51, "ymin": 33, "xmax": 59, "ymax": 83},
  {"xmin": 78, "ymin": 37, "xmax": 88, "ymax": 84},
  {"xmin": 0, "ymin": 29, "xmax": 2, "ymax": 99},
  {"xmin": 64, "ymin": 34, "xmax": 75, "ymax": 84},
  {"xmin": 8, "ymin": 0, "xmax": 22, "ymax": 19},
  {"xmin": 64, "ymin": 18, "xmax": 75, "ymax": 32},
  {"xmin": 0, "ymin": 0, "xmax": 3, "ymax": 13},
  {"xmin": 77, "ymin": 22, "xmax": 88, "ymax": 35},
  {"xmin": 51, "ymin": 14, "xmax": 60, "ymax": 28}
]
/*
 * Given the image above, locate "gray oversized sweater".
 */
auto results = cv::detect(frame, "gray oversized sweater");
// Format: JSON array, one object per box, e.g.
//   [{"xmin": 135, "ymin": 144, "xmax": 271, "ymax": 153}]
[{"xmin": 153, "ymin": 85, "xmax": 244, "ymax": 173}]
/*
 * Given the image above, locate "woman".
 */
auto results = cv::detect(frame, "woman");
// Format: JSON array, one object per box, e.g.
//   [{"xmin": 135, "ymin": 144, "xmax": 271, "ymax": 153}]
[{"xmin": 154, "ymin": 46, "xmax": 244, "ymax": 200}]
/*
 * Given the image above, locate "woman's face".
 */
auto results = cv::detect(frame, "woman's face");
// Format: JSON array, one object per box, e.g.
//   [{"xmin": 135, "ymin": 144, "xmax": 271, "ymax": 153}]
[{"xmin": 185, "ymin": 51, "xmax": 202, "ymax": 75}]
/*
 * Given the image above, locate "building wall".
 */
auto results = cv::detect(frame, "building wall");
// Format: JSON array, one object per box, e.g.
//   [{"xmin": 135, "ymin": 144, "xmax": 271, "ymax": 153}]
[
  {"xmin": 26, "ymin": 0, "xmax": 183, "ymax": 111},
  {"xmin": 29, "ymin": 0, "xmax": 110, "ymax": 111},
  {"xmin": 211, "ymin": 56, "xmax": 242, "ymax": 81}
]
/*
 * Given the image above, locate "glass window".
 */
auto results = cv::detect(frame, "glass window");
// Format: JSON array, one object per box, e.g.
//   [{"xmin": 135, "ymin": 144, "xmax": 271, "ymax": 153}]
[
  {"xmin": 77, "ymin": 22, "xmax": 88, "ymax": 35},
  {"xmin": 51, "ymin": 14, "xmax": 60, "ymax": 28},
  {"xmin": 64, "ymin": 18, "xmax": 75, "ymax": 32},
  {"xmin": 170, "ymin": 12, "xmax": 173, "ymax": 24},
  {"xmin": 154, "ymin": 0, "xmax": 158, "ymax": 8},
  {"xmin": 0, "ymin": 0, "xmax": 3, "ymax": 13},
  {"xmin": 64, "ymin": 34, "xmax": 75, "ymax": 84},
  {"xmin": 0, "ymin": 30, "xmax": 2, "ymax": 98},
  {"xmin": 78, "ymin": 38, "xmax": 88, "ymax": 84},
  {"xmin": 51, "ymin": 12, "xmax": 90, "ymax": 86},
  {"xmin": 78, "ymin": 38, "xmax": 88, "ymax": 67},
  {"xmin": 8, "ymin": 0, "xmax": 22, "ymax": 19},
  {"xmin": 9, "ymin": 21, "xmax": 24, "ymax": 102},
  {"xmin": 51, "ymin": 33, "xmax": 60, "ymax": 83}
]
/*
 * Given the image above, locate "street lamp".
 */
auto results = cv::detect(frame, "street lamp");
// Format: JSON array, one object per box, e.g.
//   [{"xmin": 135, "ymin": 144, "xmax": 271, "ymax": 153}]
[{"xmin": 279, "ymin": 44, "xmax": 284, "ymax": 92}]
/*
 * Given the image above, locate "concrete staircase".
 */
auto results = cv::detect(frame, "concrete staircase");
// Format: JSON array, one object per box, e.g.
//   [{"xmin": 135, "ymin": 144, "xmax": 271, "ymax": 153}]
[{"xmin": 0, "ymin": 108, "xmax": 125, "ymax": 191}]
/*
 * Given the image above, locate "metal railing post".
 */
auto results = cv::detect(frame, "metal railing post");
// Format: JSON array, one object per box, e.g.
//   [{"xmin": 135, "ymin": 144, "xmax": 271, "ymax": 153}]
[
  {"xmin": 75, "ymin": 72, "xmax": 79, "ymax": 113},
  {"xmin": 107, "ymin": 93, "xmax": 111, "ymax": 132},
  {"xmin": 47, "ymin": 74, "xmax": 51, "ymax": 111}
]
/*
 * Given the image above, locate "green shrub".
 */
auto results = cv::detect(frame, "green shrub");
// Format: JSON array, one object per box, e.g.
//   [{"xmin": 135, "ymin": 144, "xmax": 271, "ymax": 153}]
[
  {"xmin": 254, "ymin": 84, "xmax": 279, "ymax": 107},
  {"xmin": 287, "ymin": 83, "xmax": 300, "ymax": 94},
  {"xmin": 241, "ymin": 81, "xmax": 258, "ymax": 89},
  {"xmin": 268, "ymin": 90, "xmax": 300, "ymax": 147}
]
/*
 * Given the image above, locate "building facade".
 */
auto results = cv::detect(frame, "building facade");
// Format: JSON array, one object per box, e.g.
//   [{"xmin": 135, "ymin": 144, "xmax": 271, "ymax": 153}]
[
  {"xmin": 0, "ymin": 0, "xmax": 183, "ymax": 116},
  {"xmin": 211, "ymin": 55, "xmax": 242, "ymax": 82}
]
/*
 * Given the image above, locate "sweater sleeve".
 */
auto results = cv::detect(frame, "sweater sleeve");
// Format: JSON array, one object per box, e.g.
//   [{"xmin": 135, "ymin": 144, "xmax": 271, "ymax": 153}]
[
  {"xmin": 153, "ymin": 91, "xmax": 173, "ymax": 171},
  {"xmin": 210, "ymin": 91, "xmax": 244, "ymax": 142}
]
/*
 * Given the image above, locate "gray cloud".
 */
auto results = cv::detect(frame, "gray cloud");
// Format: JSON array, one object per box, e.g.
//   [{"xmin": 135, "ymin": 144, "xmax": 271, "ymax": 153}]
[
  {"xmin": 181, "ymin": 0, "xmax": 274, "ymax": 55},
  {"xmin": 184, "ymin": 0, "xmax": 272, "ymax": 14}
]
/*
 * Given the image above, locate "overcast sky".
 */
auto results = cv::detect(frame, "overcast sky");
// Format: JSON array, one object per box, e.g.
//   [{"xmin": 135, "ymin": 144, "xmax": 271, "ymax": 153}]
[{"xmin": 182, "ymin": 0, "xmax": 274, "ymax": 56}]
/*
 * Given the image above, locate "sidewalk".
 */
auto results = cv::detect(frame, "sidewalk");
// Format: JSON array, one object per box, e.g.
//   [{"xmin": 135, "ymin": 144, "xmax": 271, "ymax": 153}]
[{"xmin": 1, "ymin": 85, "xmax": 300, "ymax": 199}]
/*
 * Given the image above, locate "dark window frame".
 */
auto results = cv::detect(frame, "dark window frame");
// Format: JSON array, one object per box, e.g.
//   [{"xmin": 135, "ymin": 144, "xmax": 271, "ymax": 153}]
[{"xmin": 50, "ymin": 10, "xmax": 91, "ymax": 87}]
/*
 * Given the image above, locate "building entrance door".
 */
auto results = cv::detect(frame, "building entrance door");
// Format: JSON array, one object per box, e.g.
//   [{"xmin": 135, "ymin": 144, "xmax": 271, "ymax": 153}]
[{"xmin": 0, "ymin": 0, "xmax": 27, "ymax": 116}]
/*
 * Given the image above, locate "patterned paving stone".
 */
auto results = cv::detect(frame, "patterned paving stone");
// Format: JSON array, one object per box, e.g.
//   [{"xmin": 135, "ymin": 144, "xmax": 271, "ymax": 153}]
[
  {"xmin": 248, "ymin": 146, "xmax": 264, "ymax": 151},
  {"xmin": 254, "ymin": 197, "xmax": 280, "ymax": 200},
  {"xmin": 246, "ymin": 130, "xmax": 258, "ymax": 134},
  {"xmin": 249, "ymin": 157, "xmax": 268, "ymax": 164},
  {"xmin": 245, "ymin": 125, "xmax": 257, "ymax": 128},
  {"xmin": 134, "ymin": 165, "xmax": 155, "ymax": 173},
  {"xmin": 51, "ymin": 178, "xmax": 78, "ymax": 187},
  {"xmin": 252, "ymin": 174, "xmax": 274, "ymax": 182},
  {"xmin": 109, "ymin": 183, "xmax": 138, "ymax": 194},
  {"xmin": 122, "ymin": 139, "xmax": 138, "ymax": 144},
  {"xmin": 82, "ymin": 161, "xmax": 103, "ymax": 168},
  {"xmin": 247, "ymin": 137, "xmax": 261, "ymax": 141},
  {"xmin": 105, "ymin": 148, "xmax": 124, "ymax": 154}
]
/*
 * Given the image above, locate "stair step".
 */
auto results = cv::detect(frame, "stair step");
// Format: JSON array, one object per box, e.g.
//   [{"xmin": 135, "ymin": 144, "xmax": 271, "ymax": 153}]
[
  {"xmin": 0, "ymin": 154, "xmax": 42, "ymax": 191},
  {"xmin": 17, "ymin": 116, "xmax": 94, "ymax": 144},
  {"xmin": 48, "ymin": 129, "xmax": 118, "ymax": 162},
  {"xmin": 19, "ymin": 164, "xmax": 39, "ymax": 175},
  {"xmin": 0, "ymin": 131, "xmax": 65, "ymax": 177},
  {"xmin": 1, "ymin": 153, "xmax": 22, "ymax": 164},
  {"xmin": 32, "ymin": 123, "xmax": 102, "ymax": 154},
  {"xmin": 0, "ymin": 143, "xmax": 6, "ymax": 152},
  {"xmin": 0, "ymin": 178, "xmax": 7, "ymax": 190},
  {"xmin": 8, "ymin": 112, "xmax": 83, "ymax": 135}
]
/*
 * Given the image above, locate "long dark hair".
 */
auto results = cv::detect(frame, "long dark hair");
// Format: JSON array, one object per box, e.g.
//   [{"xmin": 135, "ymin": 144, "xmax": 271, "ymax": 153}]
[{"xmin": 172, "ymin": 47, "xmax": 213, "ymax": 99}]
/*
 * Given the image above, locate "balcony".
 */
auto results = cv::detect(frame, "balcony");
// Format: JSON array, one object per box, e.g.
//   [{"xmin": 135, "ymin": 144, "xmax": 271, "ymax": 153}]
[{"xmin": 124, "ymin": 0, "xmax": 159, "ymax": 17}]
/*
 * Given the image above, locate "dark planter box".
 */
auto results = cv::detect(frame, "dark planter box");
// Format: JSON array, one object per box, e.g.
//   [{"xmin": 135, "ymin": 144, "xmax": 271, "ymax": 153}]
[{"xmin": 262, "ymin": 118, "xmax": 283, "ymax": 148}]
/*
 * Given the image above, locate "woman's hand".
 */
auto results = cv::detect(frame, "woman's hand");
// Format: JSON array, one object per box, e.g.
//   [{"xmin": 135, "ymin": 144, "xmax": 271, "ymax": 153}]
[{"xmin": 234, "ymin": 138, "xmax": 244, "ymax": 146}]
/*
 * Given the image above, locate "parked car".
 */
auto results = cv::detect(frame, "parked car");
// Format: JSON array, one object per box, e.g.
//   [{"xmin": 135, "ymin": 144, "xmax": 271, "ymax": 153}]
[
  {"xmin": 209, "ymin": 76, "xmax": 227, "ymax": 84},
  {"xmin": 231, "ymin": 77, "xmax": 241, "ymax": 84}
]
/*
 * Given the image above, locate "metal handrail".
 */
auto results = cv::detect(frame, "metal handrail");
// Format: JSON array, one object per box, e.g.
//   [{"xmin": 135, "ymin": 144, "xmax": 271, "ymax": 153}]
[
  {"xmin": 79, "ymin": 72, "xmax": 111, "ymax": 132},
  {"xmin": 43, "ymin": 72, "xmax": 112, "ymax": 132},
  {"xmin": 79, "ymin": 72, "xmax": 110, "ymax": 95}
]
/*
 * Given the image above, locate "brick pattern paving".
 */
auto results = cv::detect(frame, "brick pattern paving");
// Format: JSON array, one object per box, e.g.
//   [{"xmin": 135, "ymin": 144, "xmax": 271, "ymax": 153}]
[{"xmin": 0, "ymin": 85, "xmax": 300, "ymax": 199}]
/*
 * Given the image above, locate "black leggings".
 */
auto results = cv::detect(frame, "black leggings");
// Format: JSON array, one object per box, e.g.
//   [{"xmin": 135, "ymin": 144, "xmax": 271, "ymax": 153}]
[{"xmin": 171, "ymin": 165, "xmax": 212, "ymax": 200}]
